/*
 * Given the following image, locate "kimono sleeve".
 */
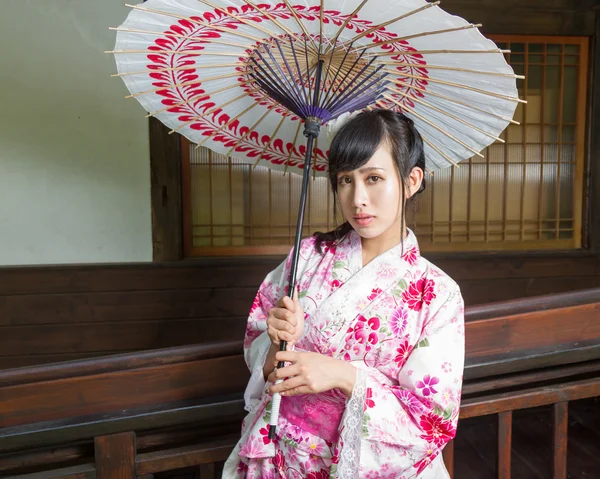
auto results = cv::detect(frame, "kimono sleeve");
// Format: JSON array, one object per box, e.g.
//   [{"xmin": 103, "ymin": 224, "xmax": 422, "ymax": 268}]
[
  {"xmin": 336, "ymin": 284, "xmax": 465, "ymax": 479},
  {"xmin": 242, "ymin": 253, "xmax": 293, "ymax": 413}
]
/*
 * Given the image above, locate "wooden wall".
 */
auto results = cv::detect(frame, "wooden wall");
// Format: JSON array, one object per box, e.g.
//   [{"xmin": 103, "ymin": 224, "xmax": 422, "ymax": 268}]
[{"xmin": 1, "ymin": 253, "xmax": 599, "ymax": 370}]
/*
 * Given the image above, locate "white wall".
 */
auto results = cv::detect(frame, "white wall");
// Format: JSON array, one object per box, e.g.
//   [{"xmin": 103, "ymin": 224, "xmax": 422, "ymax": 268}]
[{"xmin": 0, "ymin": 0, "xmax": 152, "ymax": 265}]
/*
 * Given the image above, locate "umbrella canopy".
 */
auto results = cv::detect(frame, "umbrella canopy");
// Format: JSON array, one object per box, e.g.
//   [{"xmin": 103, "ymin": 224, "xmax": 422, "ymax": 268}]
[{"xmin": 110, "ymin": 0, "xmax": 522, "ymax": 174}]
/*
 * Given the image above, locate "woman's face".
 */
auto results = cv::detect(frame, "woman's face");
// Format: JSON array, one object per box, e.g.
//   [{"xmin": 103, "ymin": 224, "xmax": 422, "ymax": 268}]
[{"xmin": 335, "ymin": 143, "xmax": 404, "ymax": 241}]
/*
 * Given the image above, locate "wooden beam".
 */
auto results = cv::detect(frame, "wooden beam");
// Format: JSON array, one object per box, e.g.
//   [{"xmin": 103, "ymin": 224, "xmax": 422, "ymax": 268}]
[
  {"xmin": 552, "ymin": 402, "xmax": 569, "ymax": 479},
  {"xmin": 94, "ymin": 432, "xmax": 136, "ymax": 479},
  {"xmin": 150, "ymin": 117, "xmax": 183, "ymax": 262},
  {"xmin": 497, "ymin": 411, "xmax": 513, "ymax": 479},
  {"xmin": 588, "ymin": 13, "xmax": 600, "ymax": 252}
]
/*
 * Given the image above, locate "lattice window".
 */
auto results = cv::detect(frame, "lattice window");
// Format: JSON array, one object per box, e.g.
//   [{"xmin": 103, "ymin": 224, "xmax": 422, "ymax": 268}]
[{"xmin": 182, "ymin": 35, "xmax": 589, "ymax": 256}]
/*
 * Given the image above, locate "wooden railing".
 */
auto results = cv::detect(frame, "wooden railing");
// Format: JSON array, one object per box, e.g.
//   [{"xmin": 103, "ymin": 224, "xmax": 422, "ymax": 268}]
[{"xmin": 1, "ymin": 288, "xmax": 599, "ymax": 478}]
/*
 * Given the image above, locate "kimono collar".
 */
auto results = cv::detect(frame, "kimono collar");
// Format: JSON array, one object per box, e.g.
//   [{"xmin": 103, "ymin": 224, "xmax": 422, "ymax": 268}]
[{"xmin": 342, "ymin": 228, "xmax": 421, "ymax": 273}]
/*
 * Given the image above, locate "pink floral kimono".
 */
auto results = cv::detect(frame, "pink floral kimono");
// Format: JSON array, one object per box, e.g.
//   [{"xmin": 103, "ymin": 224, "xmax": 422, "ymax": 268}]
[{"xmin": 222, "ymin": 229, "xmax": 465, "ymax": 479}]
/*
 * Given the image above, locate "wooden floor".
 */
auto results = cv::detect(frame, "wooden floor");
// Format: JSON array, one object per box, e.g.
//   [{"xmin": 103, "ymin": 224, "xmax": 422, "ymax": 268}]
[{"xmin": 454, "ymin": 397, "xmax": 600, "ymax": 479}]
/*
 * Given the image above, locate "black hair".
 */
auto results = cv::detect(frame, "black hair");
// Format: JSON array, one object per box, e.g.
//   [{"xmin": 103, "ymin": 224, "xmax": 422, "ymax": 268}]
[{"xmin": 314, "ymin": 109, "xmax": 426, "ymax": 253}]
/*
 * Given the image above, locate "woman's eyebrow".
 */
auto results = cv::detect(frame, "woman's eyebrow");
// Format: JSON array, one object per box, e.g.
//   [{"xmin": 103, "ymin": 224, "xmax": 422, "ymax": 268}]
[{"xmin": 357, "ymin": 167, "xmax": 386, "ymax": 173}]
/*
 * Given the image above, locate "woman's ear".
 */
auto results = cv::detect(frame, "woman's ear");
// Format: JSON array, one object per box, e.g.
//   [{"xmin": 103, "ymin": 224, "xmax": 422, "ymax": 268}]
[{"xmin": 406, "ymin": 167, "xmax": 424, "ymax": 198}]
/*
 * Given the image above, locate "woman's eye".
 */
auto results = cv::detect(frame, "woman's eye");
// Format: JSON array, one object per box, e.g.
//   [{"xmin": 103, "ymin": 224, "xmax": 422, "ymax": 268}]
[
  {"xmin": 368, "ymin": 175, "xmax": 381, "ymax": 183},
  {"xmin": 338, "ymin": 176, "xmax": 351, "ymax": 185}
]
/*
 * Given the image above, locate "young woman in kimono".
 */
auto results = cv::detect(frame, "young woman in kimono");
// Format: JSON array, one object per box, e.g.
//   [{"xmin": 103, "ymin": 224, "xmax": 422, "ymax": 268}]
[{"xmin": 223, "ymin": 109, "xmax": 465, "ymax": 479}]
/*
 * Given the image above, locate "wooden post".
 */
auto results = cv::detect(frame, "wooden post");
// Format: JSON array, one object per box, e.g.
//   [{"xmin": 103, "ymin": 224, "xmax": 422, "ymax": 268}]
[
  {"xmin": 497, "ymin": 411, "xmax": 512, "ymax": 479},
  {"xmin": 94, "ymin": 431, "xmax": 136, "ymax": 479},
  {"xmin": 552, "ymin": 402, "xmax": 568, "ymax": 479},
  {"xmin": 442, "ymin": 440, "xmax": 454, "ymax": 478},
  {"xmin": 150, "ymin": 117, "xmax": 183, "ymax": 262}
]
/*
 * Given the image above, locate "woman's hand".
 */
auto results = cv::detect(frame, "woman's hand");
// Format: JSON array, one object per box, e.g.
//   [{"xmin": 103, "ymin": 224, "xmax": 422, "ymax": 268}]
[
  {"xmin": 268, "ymin": 351, "xmax": 357, "ymax": 398},
  {"xmin": 266, "ymin": 289, "xmax": 305, "ymax": 348}
]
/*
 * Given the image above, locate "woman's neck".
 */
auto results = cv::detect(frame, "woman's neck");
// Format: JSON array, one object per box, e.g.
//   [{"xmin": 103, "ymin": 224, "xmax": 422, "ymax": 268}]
[{"xmin": 361, "ymin": 224, "xmax": 406, "ymax": 267}]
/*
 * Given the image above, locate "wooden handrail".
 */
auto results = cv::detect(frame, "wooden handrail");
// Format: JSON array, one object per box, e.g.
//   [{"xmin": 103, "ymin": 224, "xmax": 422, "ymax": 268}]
[
  {"xmin": 0, "ymin": 341, "xmax": 244, "ymax": 387},
  {"xmin": 465, "ymin": 286, "xmax": 600, "ymax": 321}
]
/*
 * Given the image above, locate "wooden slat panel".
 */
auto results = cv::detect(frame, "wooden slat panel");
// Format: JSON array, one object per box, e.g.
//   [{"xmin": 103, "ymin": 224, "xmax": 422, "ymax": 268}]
[
  {"xmin": 553, "ymin": 402, "xmax": 568, "ymax": 479},
  {"xmin": 0, "ymin": 342, "xmax": 243, "ymax": 387},
  {"xmin": 0, "ymin": 356, "xmax": 248, "ymax": 428},
  {"xmin": 498, "ymin": 411, "xmax": 512, "ymax": 479},
  {"xmin": 0, "ymin": 288, "xmax": 255, "ymax": 326},
  {"xmin": 136, "ymin": 435, "xmax": 237, "ymax": 475},
  {"xmin": 3, "ymin": 464, "xmax": 96, "ymax": 479},
  {"xmin": 460, "ymin": 377, "xmax": 600, "ymax": 418},
  {"xmin": 1, "ymin": 318, "xmax": 246, "ymax": 355},
  {"xmin": 95, "ymin": 432, "xmax": 136, "ymax": 479},
  {"xmin": 465, "ymin": 303, "xmax": 600, "ymax": 358}
]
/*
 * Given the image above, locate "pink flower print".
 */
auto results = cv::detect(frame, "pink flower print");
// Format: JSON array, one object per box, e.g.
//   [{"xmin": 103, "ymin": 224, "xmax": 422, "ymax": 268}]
[
  {"xmin": 376, "ymin": 263, "xmax": 397, "ymax": 280},
  {"xmin": 239, "ymin": 436, "xmax": 267, "ymax": 458},
  {"xmin": 392, "ymin": 387, "xmax": 430, "ymax": 416},
  {"xmin": 346, "ymin": 315, "xmax": 381, "ymax": 351},
  {"xmin": 236, "ymin": 460, "xmax": 248, "ymax": 475},
  {"xmin": 416, "ymin": 374, "xmax": 440, "ymax": 396},
  {"xmin": 307, "ymin": 469, "xmax": 330, "ymax": 479},
  {"xmin": 402, "ymin": 246, "xmax": 418, "ymax": 265},
  {"xmin": 389, "ymin": 307, "xmax": 408, "ymax": 336},
  {"xmin": 402, "ymin": 279, "xmax": 437, "ymax": 311},
  {"xmin": 420, "ymin": 413, "xmax": 455, "ymax": 446},
  {"xmin": 407, "ymin": 369, "xmax": 414, "ymax": 377},
  {"xmin": 441, "ymin": 387, "xmax": 458, "ymax": 408},
  {"xmin": 365, "ymin": 388, "xmax": 376, "ymax": 410},
  {"xmin": 331, "ymin": 278, "xmax": 343, "ymax": 291},
  {"xmin": 394, "ymin": 340, "xmax": 413, "ymax": 368},
  {"xmin": 244, "ymin": 324, "xmax": 262, "ymax": 348},
  {"xmin": 367, "ymin": 287, "xmax": 383, "ymax": 301},
  {"xmin": 413, "ymin": 449, "xmax": 439, "ymax": 475},
  {"xmin": 272, "ymin": 449, "xmax": 285, "ymax": 471},
  {"xmin": 306, "ymin": 441, "xmax": 327, "ymax": 456},
  {"xmin": 442, "ymin": 362, "xmax": 452, "ymax": 373},
  {"xmin": 249, "ymin": 294, "xmax": 261, "ymax": 314},
  {"xmin": 258, "ymin": 427, "xmax": 272, "ymax": 445}
]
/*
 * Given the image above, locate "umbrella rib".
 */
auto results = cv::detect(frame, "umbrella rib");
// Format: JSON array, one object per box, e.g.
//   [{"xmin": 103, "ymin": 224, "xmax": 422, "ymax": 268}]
[
  {"xmin": 108, "ymin": 49, "xmax": 245, "ymax": 57},
  {"xmin": 111, "ymin": 63, "xmax": 239, "ymax": 78},
  {"xmin": 125, "ymin": 71, "xmax": 244, "ymax": 99},
  {"xmin": 375, "ymin": 49, "xmax": 511, "ymax": 56},
  {"xmin": 383, "ymin": 93, "xmax": 484, "ymax": 158},
  {"xmin": 363, "ymin": 24, "xmax": 483, "ymax": 49},
  {"xmin": 253, "ymin": 114, "xmax": 290, "ymax": 167},
  {"xmin": 281, "ymin": 0, "xmax": 320, "ymax": 53},
  {"xmin": 109, "ymin": 27, "xmax": 248, "ymax": 49},
  {"xmin": 422, "ymin": 135, "xmax": 461, "ymax": 168},
  {"xmin": 144, "ymin": 80, "xmax": 256, "ymax": 118},
  {"xmin": 195, "ymin": 0, "xmax": 285, "ymax": 39},
  {"xmin": 239, "ymin": 0, "xmax": 296, "ymax": 40},
  {"xmin": 319, "ymin": 0, "xmax": 324, "ymax": 53},
  {"xmin": 287, "ymin": 34, "xmax": 312, "ymax": 107},
  {"xmin": 225, "ymin": 107, "xmax": 277, "ymax": 156},
  {"xmin": 381, "ymin": 62, "xmax": 525, "ymax": 79},
  {"xmin": 251, "ymin": 55, "xmax": 305, "ymax": 114},
  {"xmin": 321, "ymin": 47, "xmax": 368, "ymax": 110},
  {"xmin": 196, "ymin": 92, "xmax": 272, "ymax": 147},
  {"xmin": 337, "ymin": 1, "xmax": 440, "ymax": 50},
  {"xmin": 323, "ymin": 0, "xmax": 370, "ymax": 56},
  {"xmin": 171, "ymin": 89, "xmax": 260, "ymax": 135},
  {"xmin": 391, "ymin": 78, "xmax": 520, "ymax": 125},
  {"xmin": 386, "ymin": 85, "xmax": 504, "ymax": 143},
  {"xmin": 383, "ymin": 68, "xmax": 526, "ymax": 103},
  {"xmin": 263, "ymin": 39, "xmax": 309, "ymax": 111},
  {"xmin": 124, "ymin": 3, "xmax": 264, "ymax": 43}
]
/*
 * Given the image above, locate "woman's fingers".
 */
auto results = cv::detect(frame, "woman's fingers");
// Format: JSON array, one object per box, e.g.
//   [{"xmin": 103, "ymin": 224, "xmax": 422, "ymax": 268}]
[{"xmin": 270, "ymin": 374, "xmax": 305, "ymax": 394}]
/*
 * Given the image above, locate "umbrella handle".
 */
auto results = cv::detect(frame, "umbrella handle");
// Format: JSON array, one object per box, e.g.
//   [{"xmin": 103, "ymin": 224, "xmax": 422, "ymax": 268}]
[{"xmin": 268, "ymin": 117, "xmax": 321, "ymax": 440}]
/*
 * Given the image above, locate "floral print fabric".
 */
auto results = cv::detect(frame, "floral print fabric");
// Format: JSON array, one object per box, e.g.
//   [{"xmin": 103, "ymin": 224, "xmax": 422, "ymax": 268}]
[{"xmin": 223, "ymin": 229, "xmax": 465, "ymax": 479}]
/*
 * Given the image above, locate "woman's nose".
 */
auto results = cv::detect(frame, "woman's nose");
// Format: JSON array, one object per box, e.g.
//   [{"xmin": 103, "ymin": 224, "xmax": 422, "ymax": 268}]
[{"xmin": 352, "ymin": 183, "xmax": 368, "ymax": 207}]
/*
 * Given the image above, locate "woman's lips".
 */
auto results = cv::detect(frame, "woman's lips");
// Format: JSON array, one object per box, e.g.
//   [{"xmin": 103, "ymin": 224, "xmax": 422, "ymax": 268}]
[{"xmin": 354, "ymin": 215, "xmax": 374, "ymax": 227}]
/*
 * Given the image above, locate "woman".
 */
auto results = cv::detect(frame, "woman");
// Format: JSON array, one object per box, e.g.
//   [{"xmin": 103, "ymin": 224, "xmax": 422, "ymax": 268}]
[{"xmin": 223, "ymin": 109, "xmax": 465, "ymax": 479}]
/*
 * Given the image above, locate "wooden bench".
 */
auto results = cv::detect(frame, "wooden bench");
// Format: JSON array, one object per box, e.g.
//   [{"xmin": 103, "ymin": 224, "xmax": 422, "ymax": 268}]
[{"xmin": 1, "ymin": 288, "xmax": 599, "ymax": 478}]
